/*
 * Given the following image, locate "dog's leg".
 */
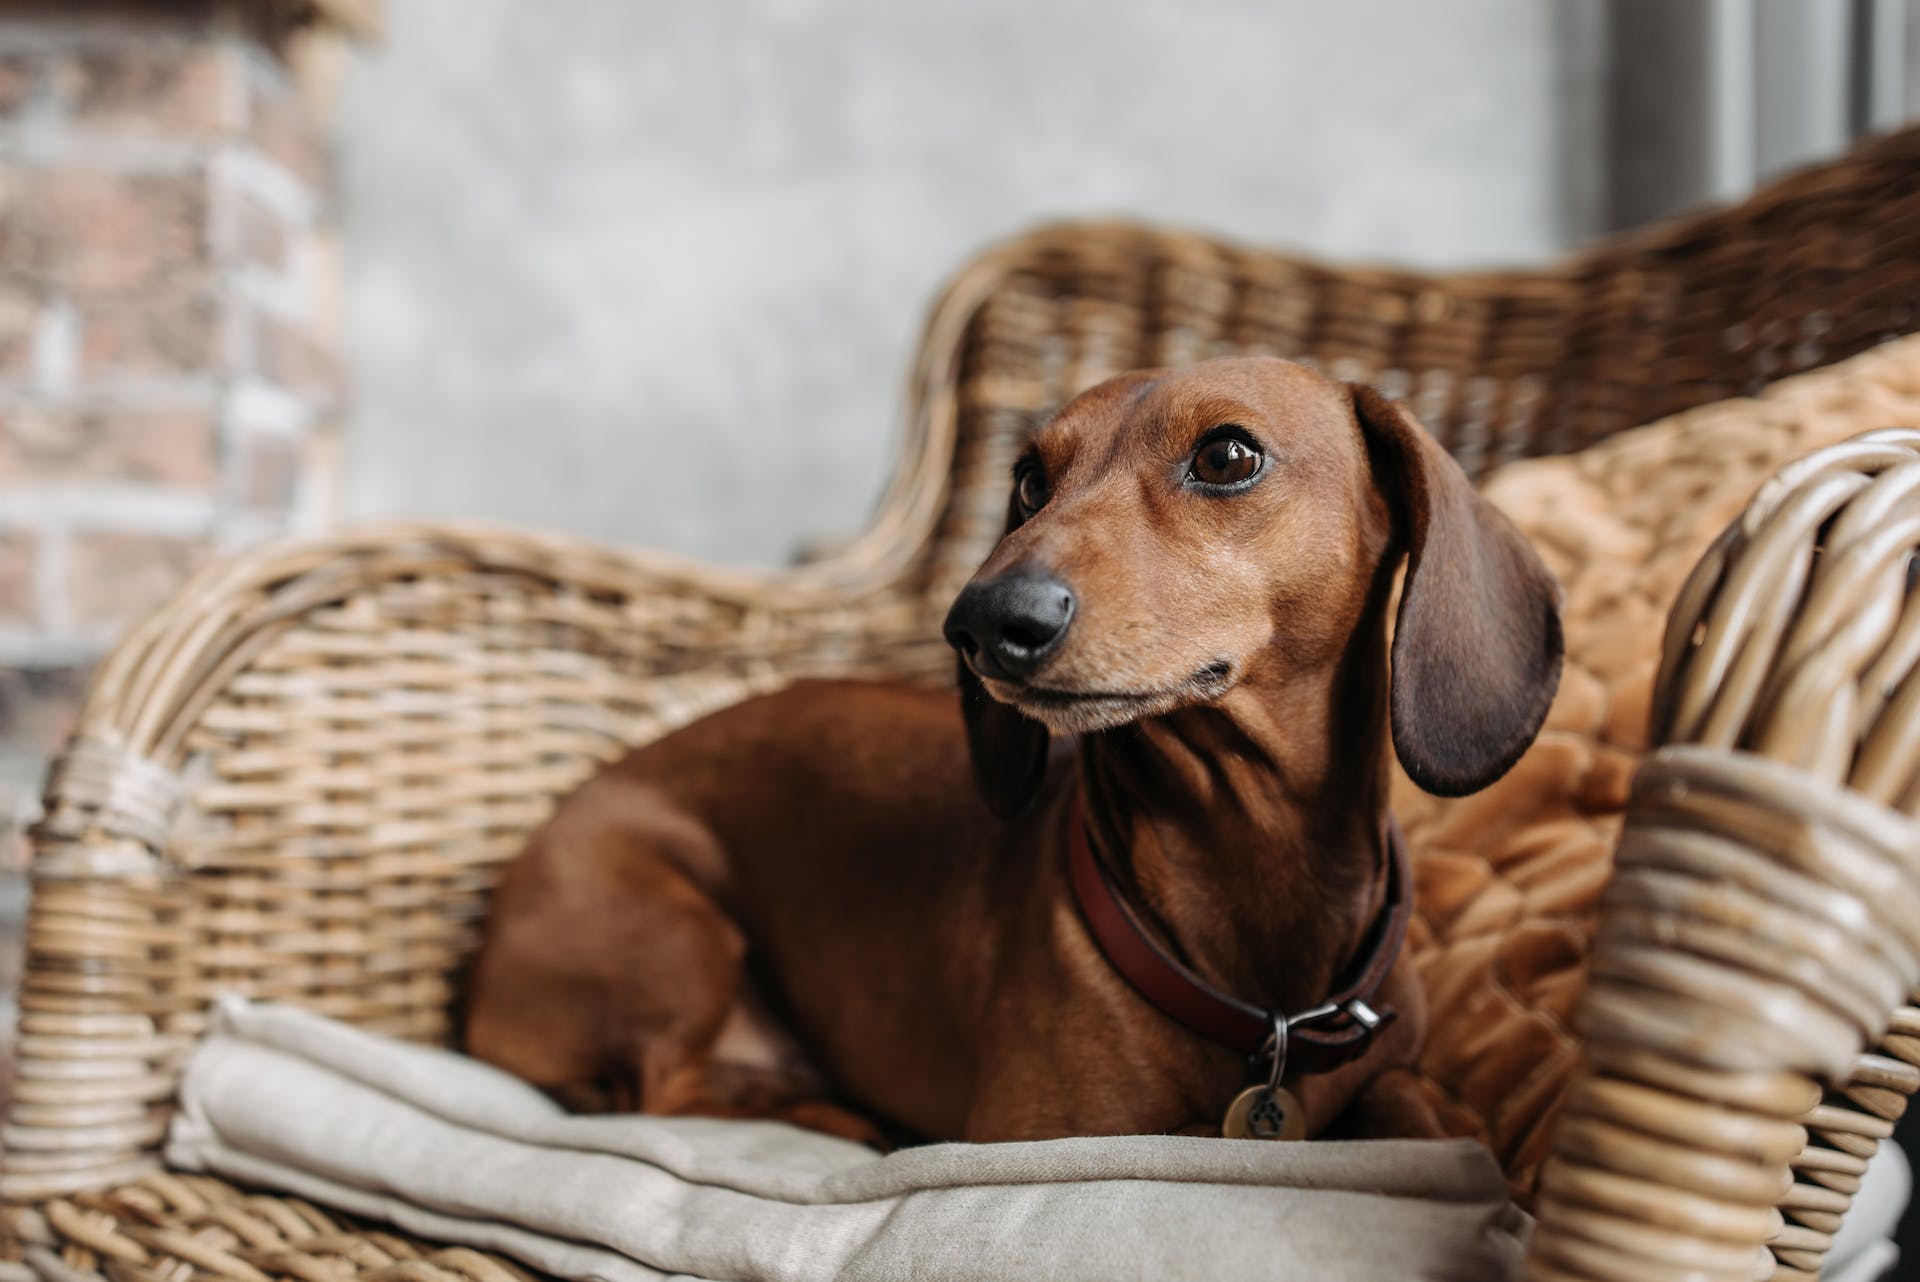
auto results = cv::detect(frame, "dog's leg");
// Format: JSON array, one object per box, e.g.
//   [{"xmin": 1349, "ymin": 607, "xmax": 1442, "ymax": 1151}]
[
  {"xmin": 465, "ymin": 785, "xmax": 890, "ymax": 1144},
  {"xmin": 466, "ymin": 792, "xmax": 752, "ymax": 1113},
  {"xmin": 1333, "ymin": 1068, "xmax": 1447, "ymax": 1140},
  {"xmin": 694, "ymin": 1062, "xmax": 892, "ymax": 1147}
]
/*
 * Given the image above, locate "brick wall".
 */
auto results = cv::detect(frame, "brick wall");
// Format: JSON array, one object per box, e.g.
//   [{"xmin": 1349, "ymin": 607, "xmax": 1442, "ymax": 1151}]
[{"xmin": 0, "ymin": 10, "xmax": 342, "ymax": 825}]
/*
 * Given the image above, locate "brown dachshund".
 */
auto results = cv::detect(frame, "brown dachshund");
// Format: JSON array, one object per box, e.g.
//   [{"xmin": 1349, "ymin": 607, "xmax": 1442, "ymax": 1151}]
[{"xmin": 463, "ymin": 356, "xmax": 1563, "ymax": 1143}]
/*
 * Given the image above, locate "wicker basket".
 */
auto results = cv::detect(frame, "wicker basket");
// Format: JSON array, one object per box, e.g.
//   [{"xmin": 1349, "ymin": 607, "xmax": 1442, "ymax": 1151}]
[{"xmin": 6, "ymin": 125, "xmax": 1920, "ymax": 1282}]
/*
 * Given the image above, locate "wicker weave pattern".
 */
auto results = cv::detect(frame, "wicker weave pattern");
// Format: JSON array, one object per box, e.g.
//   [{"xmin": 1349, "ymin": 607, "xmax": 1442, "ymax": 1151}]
[
  {"xmin": 1526, "ymin": 432, "xmax": 1920, "ymax": 1282},
  {"xmin": 0, "ymin": 1172, "xmax": 535, "ymax": 1282},
  {"xmin": 887, "ymin": 127, "xmax": 1920, "ymax": 607},
  {"xmin": 4, "ymin": 526, "xmax": 946, "ymax": 1199}
]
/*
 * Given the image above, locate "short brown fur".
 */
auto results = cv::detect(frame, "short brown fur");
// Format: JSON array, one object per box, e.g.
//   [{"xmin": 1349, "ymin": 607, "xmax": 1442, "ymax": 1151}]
[{"xmin": 464, "ymin": 356, "xmax": 1563, "ymax": 1142}]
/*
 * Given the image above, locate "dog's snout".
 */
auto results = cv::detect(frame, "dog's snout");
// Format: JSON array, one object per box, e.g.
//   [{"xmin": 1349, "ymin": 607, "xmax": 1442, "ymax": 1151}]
[{"xmin": 943, "ymin": 572, "xmax": 1076, "ymax": 680}]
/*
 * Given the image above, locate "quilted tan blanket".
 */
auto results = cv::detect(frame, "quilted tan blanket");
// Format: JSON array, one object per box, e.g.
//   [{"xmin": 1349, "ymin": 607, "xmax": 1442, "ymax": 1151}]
[
  {"xmin": 169, "ymin": 999, "xmax": 1527, "ymax": 1282},
  {"xmin": 1402, "ymin": 331, "xmax": 1920, "ymax": 1195}
]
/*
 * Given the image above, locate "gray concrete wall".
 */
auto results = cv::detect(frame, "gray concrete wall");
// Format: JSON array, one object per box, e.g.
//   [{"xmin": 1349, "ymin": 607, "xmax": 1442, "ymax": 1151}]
[{"xmin": 335, "ymin": 1, "xmax": 1587, "ymax": 567}]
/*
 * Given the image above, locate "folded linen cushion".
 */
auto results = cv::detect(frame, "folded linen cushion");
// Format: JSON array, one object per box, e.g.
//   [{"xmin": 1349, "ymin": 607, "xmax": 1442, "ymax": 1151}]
[{"xmin": 166, "ymin": 999, "xmax": 1526, "ymax": 1282}]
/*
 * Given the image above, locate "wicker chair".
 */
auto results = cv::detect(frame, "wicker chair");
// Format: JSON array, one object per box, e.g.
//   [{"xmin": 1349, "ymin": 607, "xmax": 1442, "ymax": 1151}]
[{"xmin": 6, "ymin": 125, "xmax": 1920, "ymax": 1282}]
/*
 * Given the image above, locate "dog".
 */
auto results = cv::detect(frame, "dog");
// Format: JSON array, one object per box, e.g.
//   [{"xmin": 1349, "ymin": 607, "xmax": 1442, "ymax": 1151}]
[{"xmin": 463, "ymin": 356, "xmax": 1563, "ymax": 1143}]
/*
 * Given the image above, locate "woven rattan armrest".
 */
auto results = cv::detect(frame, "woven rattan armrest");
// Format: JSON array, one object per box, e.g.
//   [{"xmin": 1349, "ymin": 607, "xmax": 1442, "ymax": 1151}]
[
  {"xmin": 1524, "ymin": 431, "xmax": 1920, "ymax": 1282},
  {"xmin": 1, "ymin": 521, "xmax": 948, "ymax": 1201}
]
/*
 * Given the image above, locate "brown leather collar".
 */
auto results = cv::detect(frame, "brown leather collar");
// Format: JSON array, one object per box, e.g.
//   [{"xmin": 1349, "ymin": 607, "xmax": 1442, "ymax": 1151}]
[{"xmin": 1066, "ymin": 797, "xmax": 1412, "ymax": 1075}]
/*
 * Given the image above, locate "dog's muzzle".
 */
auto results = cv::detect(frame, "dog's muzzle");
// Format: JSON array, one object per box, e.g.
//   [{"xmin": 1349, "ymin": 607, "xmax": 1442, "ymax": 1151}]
[{"xmin": 943, "ymin": 571, "xmax": 1076, "ymax": 682}]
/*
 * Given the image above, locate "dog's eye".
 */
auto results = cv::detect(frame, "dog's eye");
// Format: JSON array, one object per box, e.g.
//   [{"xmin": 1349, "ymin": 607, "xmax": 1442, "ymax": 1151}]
[
  {"xmin": 1188, "ymin": 428, "xmax": 1264, "ymax": 489},
  {"xmin": 1014, "ymin": 463, "xmax": 1050, "ymax": 518}
]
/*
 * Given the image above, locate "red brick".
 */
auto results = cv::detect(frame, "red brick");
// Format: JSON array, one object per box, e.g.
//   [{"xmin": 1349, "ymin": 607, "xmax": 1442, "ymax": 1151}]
[
  {"xmin": 0, "ymin": 532, "xmax": 35, "ymax": 626},
  {"xmin": 19, "ymin": 171, "xmax": 207, "ymax": 300},
  {"xmin": 232, "ymin": 189, "xmax": 288, "ymax": 273},
  {"xmin": 249, "ymin": 79, "xmax": 328, "ymax": 188},
  {"xmin": 253, "ymin": 310, "xmax": 339, "ymax": 400},
  {"xmin": 0, "ymin": 57, "xmax": 36, "ymax": 118},
  {"xmin": 66, "ymin": 43, "xmax": 233, "ymax": 137},
  {"xmin": 235, "ymin": 429, "xmax": 299, "ymax": 510},
  {"xmin": 0, "ymin": 404, "xmax": 218, "ymax": 489},
  {"xmin": 79, "ymin": 286, "xmax": 220, "ymax": 376},
  {"xmin": 67, "ymin": 531, "xmax": 208, "ymax": 631},
  {"xmin": 0, "ymin": 281, "xmax": 39, "ymax": 377}
]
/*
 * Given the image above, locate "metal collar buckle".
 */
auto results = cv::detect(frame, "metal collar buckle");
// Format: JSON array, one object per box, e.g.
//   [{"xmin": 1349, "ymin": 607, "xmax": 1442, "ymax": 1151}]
[{"xmin": 1269, "ymin": 996, "xmax": 1384, "ymax": 1045}]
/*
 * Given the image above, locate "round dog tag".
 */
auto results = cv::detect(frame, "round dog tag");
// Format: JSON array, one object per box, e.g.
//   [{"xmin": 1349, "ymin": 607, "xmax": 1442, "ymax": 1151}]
[{"xmin": 1222, "ymin": 1084, "xmax": 1306, "ymax": 1141}]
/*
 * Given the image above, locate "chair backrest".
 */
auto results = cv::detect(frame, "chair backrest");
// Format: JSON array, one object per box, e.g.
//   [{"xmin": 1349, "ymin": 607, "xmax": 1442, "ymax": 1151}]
[{"xmin": 834, "ymin": 125, "xmax": 1920, "ymax": 617}]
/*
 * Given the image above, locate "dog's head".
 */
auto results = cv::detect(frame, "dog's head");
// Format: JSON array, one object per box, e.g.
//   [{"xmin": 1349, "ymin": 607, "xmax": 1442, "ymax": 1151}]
[{"xmin": 943, "ymin": 356, "xmax": 1563, "ymax": 819}]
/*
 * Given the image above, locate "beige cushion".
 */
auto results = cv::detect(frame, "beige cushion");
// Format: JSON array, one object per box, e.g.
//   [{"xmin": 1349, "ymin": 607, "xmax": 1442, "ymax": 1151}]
[
  {"xmin": 1400, "ymin": 332, "xmax": 1920, "ymax": 1200},
  {"xmin": 168, "ymin": 999, "xmax": 1527, "ymax": 1282}
]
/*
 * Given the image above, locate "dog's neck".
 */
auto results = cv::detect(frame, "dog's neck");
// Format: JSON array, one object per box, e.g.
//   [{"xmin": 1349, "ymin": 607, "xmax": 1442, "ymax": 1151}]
[{"xmin": 1076, "ymin": 583, "xmax": 1397, "ymax": 1019}]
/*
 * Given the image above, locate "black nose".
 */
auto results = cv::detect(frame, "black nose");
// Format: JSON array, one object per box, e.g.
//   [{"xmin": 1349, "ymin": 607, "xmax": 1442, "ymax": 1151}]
[{"xmin": 943, "ymin": 572, "xmax": 1076, "ymax": 681}]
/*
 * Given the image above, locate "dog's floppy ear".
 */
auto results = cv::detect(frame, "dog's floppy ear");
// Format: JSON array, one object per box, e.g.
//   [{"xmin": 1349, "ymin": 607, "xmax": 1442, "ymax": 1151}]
[
  {"xmin": 1351, "ymin": 383, "xmax": 1563, "ymax": 797},
  {"xmin": 957, "ymin": 489, "xmax": 1051, "ymax": 821}
]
